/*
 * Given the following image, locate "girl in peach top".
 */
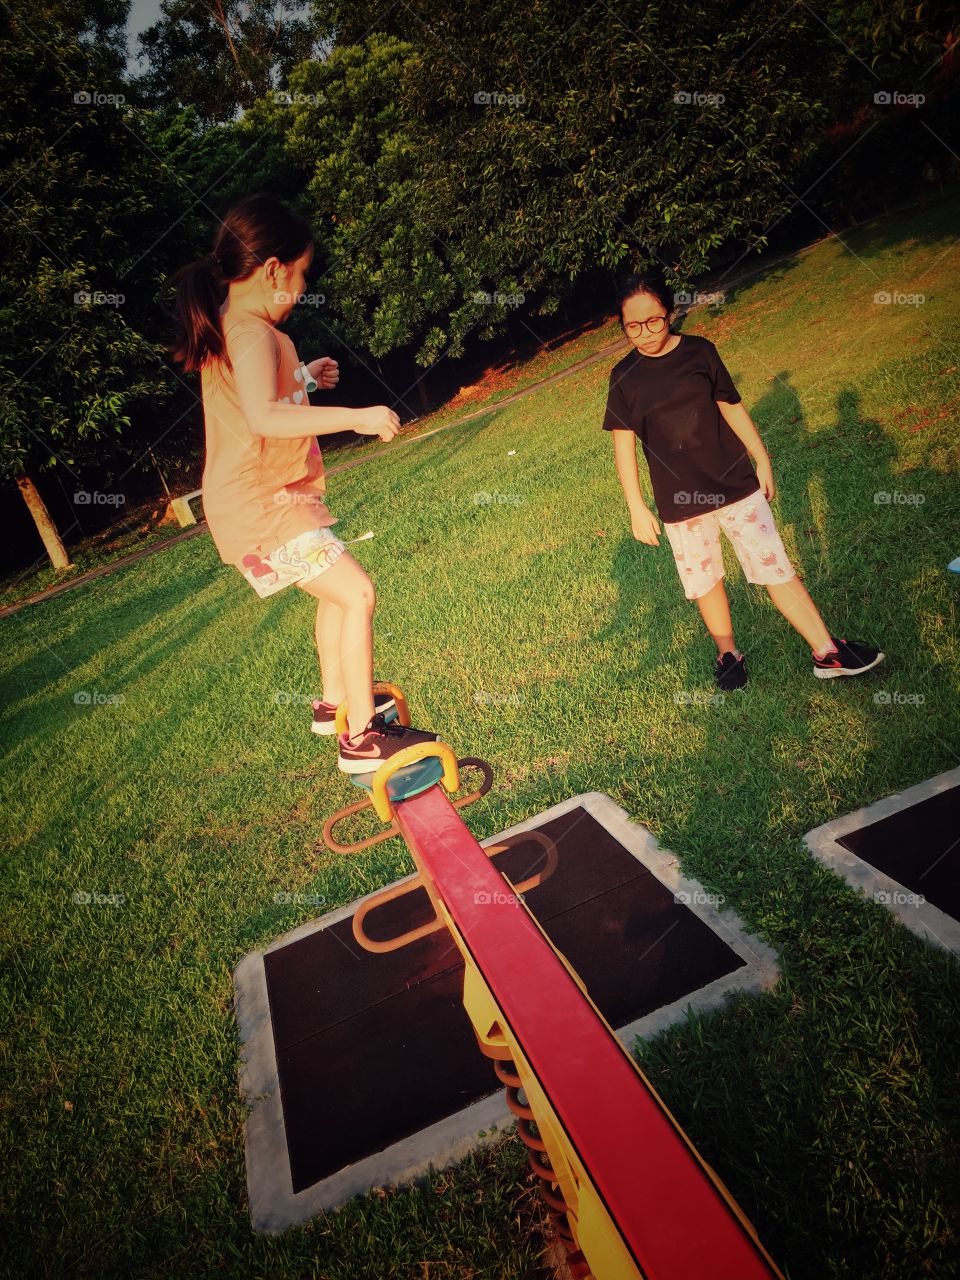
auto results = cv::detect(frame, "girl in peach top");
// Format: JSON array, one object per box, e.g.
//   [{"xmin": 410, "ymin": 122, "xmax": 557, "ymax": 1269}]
[{"xmin": 169, "ymin": 193, "xmax": 437, "ymax": 771}]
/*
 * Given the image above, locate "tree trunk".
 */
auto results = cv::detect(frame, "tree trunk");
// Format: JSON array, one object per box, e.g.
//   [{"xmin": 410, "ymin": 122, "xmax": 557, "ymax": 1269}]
[{"xmin": 16, "ymin": 473, "xmax": 74, "ymax": 570}]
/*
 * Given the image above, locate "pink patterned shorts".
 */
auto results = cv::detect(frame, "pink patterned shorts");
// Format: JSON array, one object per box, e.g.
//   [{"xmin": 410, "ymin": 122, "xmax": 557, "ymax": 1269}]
[
  {"xmin": 238, "ymin": 527, "xmax": 346, "ymax": 599},
  {"xmin": 663, "ymin": 491, "xmax": 797, "ymax": 600}
]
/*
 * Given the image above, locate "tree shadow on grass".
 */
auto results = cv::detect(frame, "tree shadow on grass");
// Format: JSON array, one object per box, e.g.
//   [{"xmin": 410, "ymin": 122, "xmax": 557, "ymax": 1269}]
[
  {"xmin": 694, "ymin": 190, "xmax": 959, "ymax": 321},
  {"xmin": 0, "ymin": 550, "xmax": 279, "ymax": 761}
]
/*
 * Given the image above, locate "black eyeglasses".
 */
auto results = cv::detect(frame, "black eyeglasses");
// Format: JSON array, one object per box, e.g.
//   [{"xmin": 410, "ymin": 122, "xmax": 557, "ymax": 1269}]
[{"xmin": 623, "ymin": 314, "xmax": 668, "ymax": 336}]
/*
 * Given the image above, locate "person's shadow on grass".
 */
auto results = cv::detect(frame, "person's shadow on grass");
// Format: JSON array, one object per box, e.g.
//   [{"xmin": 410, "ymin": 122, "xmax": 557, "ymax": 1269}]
[
  {"xmin": 505, "ymin": 368, "xmax": 959, "ymax": 1278},
  {"xmin": 640, "ymin": 374, "xmax": 960, "ymax": 1279}
]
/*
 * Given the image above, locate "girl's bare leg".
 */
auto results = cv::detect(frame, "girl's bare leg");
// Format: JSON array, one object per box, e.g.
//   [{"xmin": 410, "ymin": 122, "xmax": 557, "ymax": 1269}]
[
  {"xmin": 312, "ymin": 595, "xmax": 346, "ymax": 705},
  {"xmin": 694, "ymin": 579, "xmax": 738, "ymax": 655},
  {"xmin": 297, "ymin": 552, "xmax": 376, "ymax": 736},
  {"xmin": 765, "ymin": 576, "xmax": 833, "ymax": 653}
]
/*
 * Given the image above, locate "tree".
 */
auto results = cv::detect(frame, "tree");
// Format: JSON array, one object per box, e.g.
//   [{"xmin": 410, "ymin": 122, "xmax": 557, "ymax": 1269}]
[
  {"xmin": 133, "ymin": 0, "xmax": 321, "ymax": 123},
  {"xmin": 0, "ymin": 0, "xmax": 170, "ymax": 569},
  {"xmin": 264, "ymin": 0, "xmax": 834, "ymax": 365},
  {"xmin": 241, "ymin": 35, "xmax": 477, "ymax": 384}
]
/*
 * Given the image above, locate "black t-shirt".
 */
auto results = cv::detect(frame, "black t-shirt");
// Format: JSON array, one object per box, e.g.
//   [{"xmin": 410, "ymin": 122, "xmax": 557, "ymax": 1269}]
[{"xmin": 602, "ymin": 333, "xmax": 759, "ymax": 524}]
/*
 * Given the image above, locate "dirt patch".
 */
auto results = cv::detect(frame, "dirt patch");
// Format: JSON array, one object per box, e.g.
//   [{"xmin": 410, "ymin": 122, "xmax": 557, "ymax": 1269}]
[
  {"xmin": 447, "ymin": 365, "xmax": 523, "ymax": 408},
  {"xmin": 891, "ymin": 394, "xmax": 960, "ymax": 435}
]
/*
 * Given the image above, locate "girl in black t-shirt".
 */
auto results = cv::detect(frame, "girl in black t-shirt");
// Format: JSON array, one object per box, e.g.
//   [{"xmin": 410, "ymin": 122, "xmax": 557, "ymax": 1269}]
[{"xmin": 603, "ymin": 273, "xmax": 883, "ymax": 690}]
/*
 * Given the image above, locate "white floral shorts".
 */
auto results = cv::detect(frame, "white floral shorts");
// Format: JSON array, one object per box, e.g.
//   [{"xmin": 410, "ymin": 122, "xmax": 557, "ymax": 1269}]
[
  {"xmin": 662, "ymin": 491, "xmax": 797, "ymax": 600},
  {"xmin": 238, "ymin": 527, "xmax": 346, "ymax": 599}
]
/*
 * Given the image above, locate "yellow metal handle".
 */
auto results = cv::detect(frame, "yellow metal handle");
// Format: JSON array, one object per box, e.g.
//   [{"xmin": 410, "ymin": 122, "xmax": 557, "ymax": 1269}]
[{"xmin": 370, "ymin": 741, "xmax": 459, "ymax": 821}]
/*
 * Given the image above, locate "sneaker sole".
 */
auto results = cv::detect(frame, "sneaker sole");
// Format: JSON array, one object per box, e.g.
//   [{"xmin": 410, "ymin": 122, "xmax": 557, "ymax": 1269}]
[
  {"xmin": 337, "ymin": 754, "xmax": 387, "ymax": 773},
  {"xmin": 813, "ymin": 652, "xmax": 885, "ymax": 679}
]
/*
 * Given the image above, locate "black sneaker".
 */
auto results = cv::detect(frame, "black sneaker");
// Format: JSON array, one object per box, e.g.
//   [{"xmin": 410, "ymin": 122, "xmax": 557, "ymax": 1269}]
[
  {"xmin": 312, "ymin": 688, "xmax": 397, "ymax": 736},
  {"xmin": 338, "ymin": 712, "xmax": 440, "ymax": 774},
  {"xmin": 715, "ymin": 650, "xmax": 748, "ymax": 691},
  {"xmin": 813, "ymin": 637, "xmax": 885, "ymax": 679}
]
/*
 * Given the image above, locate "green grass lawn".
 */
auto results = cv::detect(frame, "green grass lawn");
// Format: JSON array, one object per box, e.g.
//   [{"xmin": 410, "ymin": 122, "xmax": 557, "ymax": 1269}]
[
  {"xmin": 2, "ymin": 193, "xmax": 960, "ymax": 1279},
  {"xmin": 0, "ymin": 505, "xmax": 201, "ymax": 610},
  {"xmin": 0, "ymin": 314, "xmax": 624, "ymax": 612}
]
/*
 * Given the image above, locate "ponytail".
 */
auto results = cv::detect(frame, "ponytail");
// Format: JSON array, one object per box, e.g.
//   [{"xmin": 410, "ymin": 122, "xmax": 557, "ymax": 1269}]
[
  {"xmin": 166, "ymin": 192, "xmax": 314, "ymax": 374},
  {"xmin": 168, "ymin": 256, "xmax": 227, "ymax": 373}
]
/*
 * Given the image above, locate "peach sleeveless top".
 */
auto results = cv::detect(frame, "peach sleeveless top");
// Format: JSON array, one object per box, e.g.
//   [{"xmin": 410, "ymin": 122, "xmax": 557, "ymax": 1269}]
[{"xmin": 200, "ymin": 314, "xmax": 337, "ymax": 565}]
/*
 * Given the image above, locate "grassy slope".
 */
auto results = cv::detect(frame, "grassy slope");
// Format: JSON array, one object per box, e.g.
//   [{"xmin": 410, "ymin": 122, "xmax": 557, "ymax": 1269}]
[
  {"xmin": 2, "ymin": 195, "xmax": 959, "ymax": 1279},
  {"xmin": 0, "ymin": 317, "xmax": 623, "ymax": 610}
]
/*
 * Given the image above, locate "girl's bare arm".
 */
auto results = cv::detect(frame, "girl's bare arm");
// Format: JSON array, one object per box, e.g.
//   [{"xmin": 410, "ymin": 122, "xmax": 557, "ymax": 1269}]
[
  {"xmin": 612, "ymin": 428, "xmax": 649, "ymax": 511},
  {"xmin": 611, "ymin": 428, "xmax": 661, "ymax": 545},
  {"xmin": 717, "ymin": 400, "xmax": 770, "ymax": 464},
  {"xmin": 227, "ymin": 323, "xmax": 394, "ymax": 441},
  {"xmin": 717, "ymin": 401, "xmax": 775, "ymax": 498}
]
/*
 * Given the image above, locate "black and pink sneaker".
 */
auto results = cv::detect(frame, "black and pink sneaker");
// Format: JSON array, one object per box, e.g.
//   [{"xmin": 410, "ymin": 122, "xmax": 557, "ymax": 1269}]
[
  {"xmin": 312, "ymin": 688, "xmax": 397, "ymax": 736},
  {"xmin": 813, "ymin": 637, "xmax": 884, "ymax": 679},
  {"xmin": 338, "ymin": 712, "xmax": 440, "ymax": 774}
]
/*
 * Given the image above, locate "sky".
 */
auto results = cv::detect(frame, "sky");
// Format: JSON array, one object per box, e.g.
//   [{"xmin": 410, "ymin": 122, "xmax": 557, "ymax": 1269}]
[{"xmin": 125, "ymin": 0, "xmax": 164, "ymax": 74}]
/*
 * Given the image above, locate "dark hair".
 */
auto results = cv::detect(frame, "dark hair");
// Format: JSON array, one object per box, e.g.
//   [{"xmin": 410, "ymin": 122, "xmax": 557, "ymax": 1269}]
[
  {"xmin": 616, "ymin": 271, "xmax": 674, "ymax": 325},
  {"xmin": 167, "ymin": 192, "xmax": 313, "ymax": 373}
]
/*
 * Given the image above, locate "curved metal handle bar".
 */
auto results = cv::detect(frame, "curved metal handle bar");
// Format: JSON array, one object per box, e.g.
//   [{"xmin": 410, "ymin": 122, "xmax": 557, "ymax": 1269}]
[
  {"xmin": 322, "ymin": 757, "xmax": 494, "ymax": 857},
  {"xmin": 482, "ymin": 829, "xmax": 559, "ymax": 897},
  {"xmin": 351, "ymin": 819, "xmax": 560, "ymax": 956},
  {"xmin": 370, "ymin": 740, "xmax": 459, "ymax": 822}
]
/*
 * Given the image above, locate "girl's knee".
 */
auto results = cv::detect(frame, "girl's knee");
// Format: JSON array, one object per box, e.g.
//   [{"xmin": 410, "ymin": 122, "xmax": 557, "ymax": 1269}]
[{"xmin": 345, "ymin": 568, "xmax": 375, "ymax": 614}]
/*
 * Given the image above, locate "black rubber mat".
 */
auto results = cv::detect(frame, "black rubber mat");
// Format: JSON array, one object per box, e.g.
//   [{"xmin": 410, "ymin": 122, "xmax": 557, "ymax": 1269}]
[
  {"xmin": 837, "ymin": 785, "xmax": 959, "ymax": 918},
  {"xmin": 263, "ymin": 806, "xmax": 745, "ymax": 1193}
]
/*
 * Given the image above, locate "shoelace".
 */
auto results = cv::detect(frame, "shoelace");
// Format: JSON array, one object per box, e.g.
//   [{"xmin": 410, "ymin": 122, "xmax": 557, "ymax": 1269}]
[
  {"xmin": 345, "ymin": 711, "xmax": 414, "ymax": 746},
  {"xmin": 369, "ymin": 711, "xmax": 408, "ymax": 737}
]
